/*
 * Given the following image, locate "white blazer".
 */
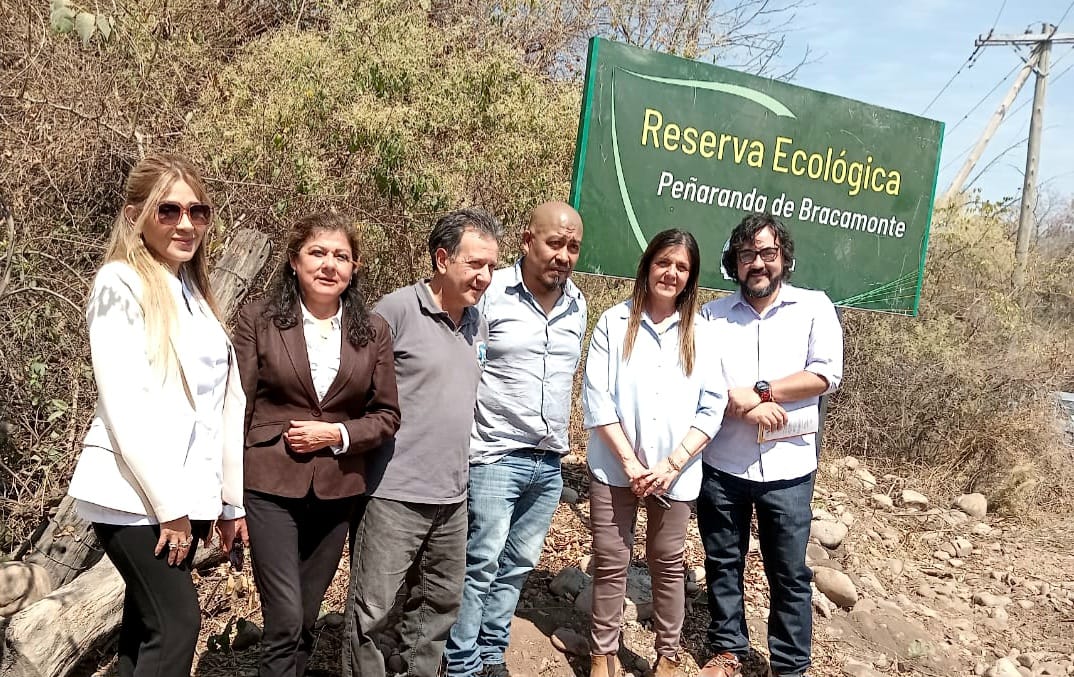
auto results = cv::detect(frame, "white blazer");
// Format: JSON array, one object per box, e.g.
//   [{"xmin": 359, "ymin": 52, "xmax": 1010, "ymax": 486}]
[{"xmin": 67, "ymin": 262, "xmax": 245, "ymax": 523}]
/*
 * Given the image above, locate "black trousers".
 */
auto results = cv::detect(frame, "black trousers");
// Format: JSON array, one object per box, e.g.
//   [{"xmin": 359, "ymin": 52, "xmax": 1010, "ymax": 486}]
[
  {"xmin": 93, "ymin": 520, "xmax": 211, "ymax": 677},
  {"xmin": 246, "ymin": 489, "xmax": 363, "ymax": 677}
]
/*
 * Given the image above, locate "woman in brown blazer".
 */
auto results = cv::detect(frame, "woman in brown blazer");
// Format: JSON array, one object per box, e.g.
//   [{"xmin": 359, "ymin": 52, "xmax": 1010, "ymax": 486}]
[{"xmin": 233, "ymin": 213, "xmax": 400, "ymax": 677}]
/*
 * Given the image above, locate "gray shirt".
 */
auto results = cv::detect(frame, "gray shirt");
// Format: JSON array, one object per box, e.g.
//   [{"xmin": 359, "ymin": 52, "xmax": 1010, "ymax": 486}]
[
  {"xmin": 470, "ymin": 261, "xmax": 587, "ymax": 464},
  {"xmin": 366, "ymin": 281, "xmax": 489, "ymax": 504}
]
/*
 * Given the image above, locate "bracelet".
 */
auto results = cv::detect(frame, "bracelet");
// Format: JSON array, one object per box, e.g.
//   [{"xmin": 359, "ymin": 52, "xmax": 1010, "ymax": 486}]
[{"xmin": 668, "ymin": 449, "xmax": 685, "ymax": 472}]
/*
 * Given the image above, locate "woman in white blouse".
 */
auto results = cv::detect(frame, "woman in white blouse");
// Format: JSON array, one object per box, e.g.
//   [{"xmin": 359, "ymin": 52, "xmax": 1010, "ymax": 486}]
[
  {"xmin": 67, "ymin": 153, "xmax": 247, "ymax": 677},
  {"xmin": 232, "ymin": 213, "xmax": 399, "ymax": 677},
  {"xmin": 583, "ymin": 229, "xmax": 726, "ymax": 677}
]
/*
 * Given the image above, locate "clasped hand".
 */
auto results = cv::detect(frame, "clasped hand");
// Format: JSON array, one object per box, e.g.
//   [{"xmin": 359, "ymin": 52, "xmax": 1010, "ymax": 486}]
[
  {"xmin": 284, "ymin": 420, "xmax": 342, "ymax": 453},
  {"xmin": 624, "ymin": 458, "xmax": 679, "ymax": 498}
]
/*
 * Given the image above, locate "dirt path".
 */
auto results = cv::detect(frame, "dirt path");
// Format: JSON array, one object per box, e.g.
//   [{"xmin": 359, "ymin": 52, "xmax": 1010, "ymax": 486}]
[{"xmin": 162, "ymin": 454, "xmax": 1074, "ymax": 677}]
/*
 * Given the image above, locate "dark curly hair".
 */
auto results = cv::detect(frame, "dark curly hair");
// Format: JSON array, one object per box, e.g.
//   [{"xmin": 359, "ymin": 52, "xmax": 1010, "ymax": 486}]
[
  {"xmin": 264, "ymin": 212, "xmax": 373, "ymax": 347},
  {"xmin": 721, "ymin": 213, "xmax": 796, "ymax": 282}
]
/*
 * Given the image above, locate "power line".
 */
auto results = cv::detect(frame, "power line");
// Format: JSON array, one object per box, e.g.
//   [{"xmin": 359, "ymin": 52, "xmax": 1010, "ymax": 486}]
[
  {"xmin": 921, "ymin": 44, "xmax": 984, "ymax": 115},
  {"xmin": 1056, "ymin": 0, "xmax": 1074, "ymax": 31},
  {"xmin": 990, "ymin": 0, "xmax": 1007, "ymax": 34},
  {"xmin": 941, "ymin": 45, "xmax": 1074, "ymax": 174},
  {"xmin": 947, "ymin": 62, "xmax": 1022, "ymax": 135}
]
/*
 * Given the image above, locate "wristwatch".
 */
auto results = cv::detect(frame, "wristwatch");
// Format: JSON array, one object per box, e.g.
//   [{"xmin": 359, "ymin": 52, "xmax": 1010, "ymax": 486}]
[{"xmin": 754, "ymin": 380, "xmax": 773, "ymax": 403}]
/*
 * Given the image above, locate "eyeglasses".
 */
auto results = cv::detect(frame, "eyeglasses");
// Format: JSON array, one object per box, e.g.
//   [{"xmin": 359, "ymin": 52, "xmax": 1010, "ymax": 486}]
[
  {"xmin": 736, "ymin": 246, "xmax": 780, "ymax": 265},
  {"xmin": 156, "ymin": 201, "xmax": 212, "ymax": 227}
]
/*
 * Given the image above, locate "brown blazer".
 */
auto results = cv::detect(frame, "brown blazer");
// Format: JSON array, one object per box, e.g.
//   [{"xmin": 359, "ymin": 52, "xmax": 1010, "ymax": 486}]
[{"xmin": 233, "ymin": 298, "xmax": 400, "ymax": 499}]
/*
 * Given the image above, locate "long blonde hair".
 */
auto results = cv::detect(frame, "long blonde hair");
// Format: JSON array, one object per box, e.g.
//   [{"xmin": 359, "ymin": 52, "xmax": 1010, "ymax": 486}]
[
  {"xmin": 102, "ymin": 152, "xmax": 221, "ymax": 369},
  {"xmin": 622, "ymin": 229, "xmax": 702, "ymax": 376}
]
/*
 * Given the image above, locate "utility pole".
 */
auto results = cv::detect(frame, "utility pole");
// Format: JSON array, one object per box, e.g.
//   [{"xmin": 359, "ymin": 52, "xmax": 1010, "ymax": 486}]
[
  {"xmin": 949, "ymin": 24, "xmax": 1074, "ymax": 288},
  {"xmin": 941, "ymin": 53, "xmax": 1038, "ymax": 204}
]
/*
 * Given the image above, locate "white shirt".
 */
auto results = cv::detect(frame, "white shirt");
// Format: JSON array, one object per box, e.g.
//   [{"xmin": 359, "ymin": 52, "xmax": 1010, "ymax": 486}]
[
  {"xmin": 299, "ymin": 302, "xmax": 350, "ymax": 454},
  {"xmin": 701, "ymin": 284, "xmax": 843, "ymax": 482},
  {"xmin": 583, "ymin": 301, "xmax": 726, "ymax": 501},
  {"xmin": 470, "ymin": 261, "xmax": 587, "ymax": 463},
  {"xmin": 77, "ymin": 274, "xmax": 236, "ymax": 525}
]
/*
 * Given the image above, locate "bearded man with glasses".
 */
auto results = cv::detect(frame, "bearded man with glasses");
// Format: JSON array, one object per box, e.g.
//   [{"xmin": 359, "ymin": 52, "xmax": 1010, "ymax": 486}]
[{"xmin": 696, "ymin": 214, "xmax": 843, "ymax": 677}]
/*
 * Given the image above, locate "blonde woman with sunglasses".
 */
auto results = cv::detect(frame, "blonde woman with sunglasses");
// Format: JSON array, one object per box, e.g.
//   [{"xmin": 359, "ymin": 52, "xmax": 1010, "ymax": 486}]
[{"xmin": 67, "ymin": 152, "xmax": 248, "ymax": 677}]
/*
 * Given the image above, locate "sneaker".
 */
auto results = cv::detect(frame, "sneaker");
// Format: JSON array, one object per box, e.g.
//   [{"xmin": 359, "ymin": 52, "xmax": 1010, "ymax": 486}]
[{"xmin": 479, "ymin": 663, "xmax": 511, "ymax": 677}]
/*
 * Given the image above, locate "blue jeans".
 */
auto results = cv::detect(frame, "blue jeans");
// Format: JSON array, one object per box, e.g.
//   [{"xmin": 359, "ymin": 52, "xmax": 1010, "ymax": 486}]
[
  {"xmin": 697, "ymin": 464, "xmax": 815, "ymax": 676},
  {"xmin": 444, "ymin": 450, "xmax": 563, "ymax": 677}
]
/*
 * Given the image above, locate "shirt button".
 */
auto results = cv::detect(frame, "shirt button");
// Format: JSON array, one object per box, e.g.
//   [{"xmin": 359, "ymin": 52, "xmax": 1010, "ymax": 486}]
[{"xmin": 311, "ymin": 408, "xmax": 322, "ymax": 417}]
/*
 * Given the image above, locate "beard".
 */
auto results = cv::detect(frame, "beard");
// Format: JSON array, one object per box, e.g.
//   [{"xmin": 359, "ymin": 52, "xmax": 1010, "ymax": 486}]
[{"xmin": 740, "ymin": 270, "xmax": 781, "ymax": 299}]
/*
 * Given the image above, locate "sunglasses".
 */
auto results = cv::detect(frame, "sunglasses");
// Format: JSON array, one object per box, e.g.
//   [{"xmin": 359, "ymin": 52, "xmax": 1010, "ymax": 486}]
[
  {"xmin": 736, "ymin": 246, "xmax": 780, "ymax": 265},
  {"xmin": 156, "ymin": 201, "xmax": 212, "ymax": 227}
]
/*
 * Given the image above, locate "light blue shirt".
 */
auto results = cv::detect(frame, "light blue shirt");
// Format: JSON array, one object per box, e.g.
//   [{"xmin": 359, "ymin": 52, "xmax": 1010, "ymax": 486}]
[
  {"xmin": 469, "ymin": 261, "xmax": 587, "ymax": 464},
  {"xmin": 701, "ymin": 284, "xmax": 843, "ymax": 482},
  {"xmin": 583, "ymin": 301, "xmax": 726, "ymax": 501}
]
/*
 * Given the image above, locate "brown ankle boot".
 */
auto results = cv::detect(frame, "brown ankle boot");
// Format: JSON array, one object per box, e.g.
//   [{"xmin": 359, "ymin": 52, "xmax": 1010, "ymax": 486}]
[
  {"xmin": 654, "ymin": 654, "xmax": 683, "ymax": 677},
  {"xmin": 589, "ymin": 653, "xmax": 619, "ymax": 677}
]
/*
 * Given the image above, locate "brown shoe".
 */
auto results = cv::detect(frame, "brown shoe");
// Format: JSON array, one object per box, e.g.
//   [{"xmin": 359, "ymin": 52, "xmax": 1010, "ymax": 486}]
[
  {"xmin": 589, "ymin": 653, "xmax": 619, "ymax": 677},
  {"xmin": 698, "ymin": 652, "xmax": 742, "ymax": 677},
  {"xmin": 653, "ymin": 653, "xmax": 683, "ymax": 677}
]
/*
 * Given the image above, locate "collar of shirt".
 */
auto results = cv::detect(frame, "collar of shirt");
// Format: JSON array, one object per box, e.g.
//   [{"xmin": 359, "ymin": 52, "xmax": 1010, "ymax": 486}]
[
  {"xmin": 506, "ymin": 258, "xmax": 583, "ymax": 308},
  {"xmin": 613, "ymin": 301, "xmax": 682, "ymax": 334},
  {"xmin": 728, "ymin": 282, "xmax": 808, "ymax": 319},
  {"xmin": 416, "ymin": 280, "xmax": 479, "ymax": 331},
  {"xmin": 299, "ymin": 299, "xmax": 343, "ymax": 329}
]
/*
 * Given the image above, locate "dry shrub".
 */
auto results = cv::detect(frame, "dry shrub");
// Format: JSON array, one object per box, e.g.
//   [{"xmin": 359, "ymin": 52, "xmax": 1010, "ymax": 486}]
[
  {"xmin": 0, "ymin": 0, "xmax": 576, "ymax": 553},
  {"xmin": 826, "ymin": 202, "xmax": 1074, "ymax": 514},
  {"xmin": 181, "ymin": 0, "xmax": 577, "ymax": 298}
]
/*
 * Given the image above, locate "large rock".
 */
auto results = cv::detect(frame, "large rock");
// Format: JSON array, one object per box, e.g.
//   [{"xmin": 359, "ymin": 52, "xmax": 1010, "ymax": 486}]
[
  {"xmin": 988, "ymin": 657, "xmax": 1022, "ymax": 677},
  {"xmin": 900, "ymin": 489, "xmax": 929, "ymax": 509},
  {"xmin": 955, "ymin": 493, "xmax": 988, "ymax": 518},
  {"xmin": 871, "ymin": 493, "xmax": 894, "ymax": 509},
  {"xmin": 972, "ymin": 592, "xmax": 1011, "ymax": 608},
  {"xmin": 813, "ymin": 567, "xmax": 858, "ymax": 609},
  {"xmin": 549, "ymin": 566, "xmax": 588, "ymax": 598},
  {"xmin": 574, "ymin": 583, "xmax": 593, "ymax": 614},
  {"xmin": 810, "ymin": 520, "xmax": 849, "ymax": 549},
  {"xmin": 805, "ymin": 543, "xmax": 830, "ymax": 563},
  {"xmin": 0, "ymin": 562, "xmax": 53, "ymax": 617},
  {"xmin": 623, "ymin": 568, "xmax": 653, "ymax": 621},
  {"xmin": 550, "ymin": 627, "xmax": 588, "ymax": 656},
  {"xmin": 853, "ymin": 468, "xmax": 877, "ymax": 489}
]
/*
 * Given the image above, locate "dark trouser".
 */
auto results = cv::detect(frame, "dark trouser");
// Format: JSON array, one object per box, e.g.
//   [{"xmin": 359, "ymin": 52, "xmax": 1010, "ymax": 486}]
[
  {"xmin": 245, "ymin": 489, "xmax": 362, "ymax": 677},
  {"xmin": 588, "ymin": 477, "xmax": 692, "ymax": 658},
  {"xmin": 93, "ymin": 520, "xmax": 210, "ymax": 677},
  {"xmin": 696, "ymin": 465, "xmax": 815, "ymax": 676},
  {"xmin": 343, "ymin": 497, "xmax": 467, "ymax": 677}
]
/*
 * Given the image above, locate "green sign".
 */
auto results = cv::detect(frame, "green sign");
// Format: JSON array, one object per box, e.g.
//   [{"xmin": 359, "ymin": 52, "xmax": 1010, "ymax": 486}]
[{"xmin": 569, "ymin": 38, "xmax": 944, "ymax": 315}]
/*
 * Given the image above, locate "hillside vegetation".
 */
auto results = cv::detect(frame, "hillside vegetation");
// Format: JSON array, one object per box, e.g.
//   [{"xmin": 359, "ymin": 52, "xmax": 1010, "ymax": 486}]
[{"xmin": 1, "ymin": 0, "xmax": 1072, "ymax": 556}]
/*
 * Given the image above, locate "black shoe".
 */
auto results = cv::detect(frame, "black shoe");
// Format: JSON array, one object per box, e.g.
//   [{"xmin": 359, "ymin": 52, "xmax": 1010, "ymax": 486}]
[{"xmin": 479, "ymin": 664, "xmax": 511, "ymax": 677}]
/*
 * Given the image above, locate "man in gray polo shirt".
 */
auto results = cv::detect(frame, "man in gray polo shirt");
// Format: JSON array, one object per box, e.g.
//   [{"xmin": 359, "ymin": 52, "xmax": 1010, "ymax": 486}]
[
  {"xmin": 445, "ymin": 202, "xmax": 586, "ymax": 677},
  {"xmin": 344, "ymin": 208, "xmax": 504, "ymax": 677}
]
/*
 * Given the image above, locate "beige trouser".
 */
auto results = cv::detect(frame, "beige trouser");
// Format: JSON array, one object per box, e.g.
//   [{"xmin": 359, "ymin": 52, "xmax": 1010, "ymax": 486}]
[{"xmin": 588, "ymin": 477, "xmax": 691, "ymax": 657}]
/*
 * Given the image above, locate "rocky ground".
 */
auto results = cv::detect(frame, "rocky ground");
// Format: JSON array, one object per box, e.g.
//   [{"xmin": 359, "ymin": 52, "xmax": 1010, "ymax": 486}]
[{"xmin": 164, "ymin": 453, "xmax": 1074, "ymax": 677}]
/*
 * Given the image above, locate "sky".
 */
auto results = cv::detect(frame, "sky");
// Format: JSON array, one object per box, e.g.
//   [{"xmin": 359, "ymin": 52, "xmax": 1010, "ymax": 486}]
[{"xmin": 770, "ymin": 0, "xmax": 1074, "ymax": 205}]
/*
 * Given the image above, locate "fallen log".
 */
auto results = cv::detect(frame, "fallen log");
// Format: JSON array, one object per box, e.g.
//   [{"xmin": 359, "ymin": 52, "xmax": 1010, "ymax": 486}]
[
  {"xmin": 1, "ymin": 549, "xmax": 223, "ymax": 677},
  {"xmin": 4, "ymin": 228, "xmax": 271, "ymax": 677}
]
